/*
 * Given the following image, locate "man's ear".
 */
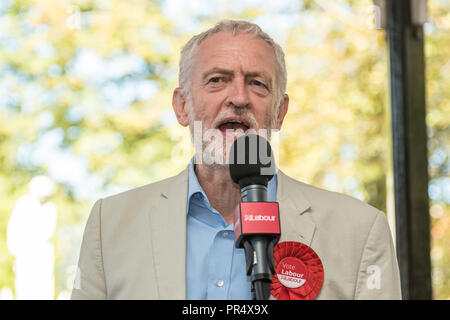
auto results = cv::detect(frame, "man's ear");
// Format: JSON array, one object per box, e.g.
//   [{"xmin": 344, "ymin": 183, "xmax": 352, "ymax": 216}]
[
  {"xmin": 275, "ymin": 93, "xmax": 289, "ymax": 130},
  {"xmin": 172, "ymin": 88, "xmax": 189, "ymax": 127}
]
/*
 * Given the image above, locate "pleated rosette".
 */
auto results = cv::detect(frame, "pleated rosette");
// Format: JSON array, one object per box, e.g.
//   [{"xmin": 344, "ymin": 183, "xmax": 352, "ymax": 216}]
[{"xmin": 270, "ymin": 241, "xmax": 324, "ymax": 300}]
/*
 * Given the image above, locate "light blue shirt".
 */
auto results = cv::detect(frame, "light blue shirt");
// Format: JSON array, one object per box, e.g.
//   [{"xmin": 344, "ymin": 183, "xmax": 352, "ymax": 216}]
[{"xmin": 186, "ymin": 159, "xmax": 277, "ymax": 300}]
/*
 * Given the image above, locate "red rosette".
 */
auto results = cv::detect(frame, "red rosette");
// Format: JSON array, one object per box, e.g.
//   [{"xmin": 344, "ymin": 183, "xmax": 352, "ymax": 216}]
[{"xmin": 270, "ymin": 241, "xmax": 324, "ymax": 300}]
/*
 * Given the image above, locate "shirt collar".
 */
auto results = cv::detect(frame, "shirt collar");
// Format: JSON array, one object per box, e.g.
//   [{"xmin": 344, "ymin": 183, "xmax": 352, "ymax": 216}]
[
  {"xmin": 187, "ymin": 158, "xmax": 207, "ymax": 202},
  {"xmin": 187, "ymin": 158, "xmax": 278, "ymax": 214}
]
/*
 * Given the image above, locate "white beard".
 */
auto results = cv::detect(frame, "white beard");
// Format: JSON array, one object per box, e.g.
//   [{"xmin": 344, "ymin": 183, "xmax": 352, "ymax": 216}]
[{"xmin": 187, "ymin": 100, "xmax": 278, "ymax": 168}]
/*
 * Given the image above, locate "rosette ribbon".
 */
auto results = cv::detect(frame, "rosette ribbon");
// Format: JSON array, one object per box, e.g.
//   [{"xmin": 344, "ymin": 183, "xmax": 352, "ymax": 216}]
[{"xmin": 270, "ymin": 241, "xmax": 324, "ymax": 300}]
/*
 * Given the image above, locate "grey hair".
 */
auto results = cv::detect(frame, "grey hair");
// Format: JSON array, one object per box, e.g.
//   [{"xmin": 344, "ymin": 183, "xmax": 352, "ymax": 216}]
[{"xmin": 178, "ymin": 19, "xmax": 287, "ymax": 109}]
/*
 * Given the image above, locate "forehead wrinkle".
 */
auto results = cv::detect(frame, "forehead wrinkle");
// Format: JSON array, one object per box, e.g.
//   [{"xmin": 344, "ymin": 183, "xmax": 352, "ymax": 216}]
[{"xmin": 193, "ymin": 32, "xmax": 277, "ymax": 95}]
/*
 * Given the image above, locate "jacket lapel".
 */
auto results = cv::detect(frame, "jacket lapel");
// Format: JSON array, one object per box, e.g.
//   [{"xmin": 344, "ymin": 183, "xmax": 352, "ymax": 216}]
[
  {"xmin": 277, "ymin": 170, "xmax": 316, "ymax": 246},
  {"xmin": 148, "ymin": 168, "xmax": 188, "ymax": 299}
]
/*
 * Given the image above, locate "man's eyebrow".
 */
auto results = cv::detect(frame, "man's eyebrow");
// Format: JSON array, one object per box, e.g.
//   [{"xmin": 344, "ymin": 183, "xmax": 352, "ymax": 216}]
[
  {"xmin": 202, "ymin": 68, "xmax": 272, "ymax": 84},
  {"xmin": 245, "ymin": 71, "xmax": 272, "ymax": 82},
  {"xmin": 201, "ymin": 68, "xmax": 234, "ymax": 81}
]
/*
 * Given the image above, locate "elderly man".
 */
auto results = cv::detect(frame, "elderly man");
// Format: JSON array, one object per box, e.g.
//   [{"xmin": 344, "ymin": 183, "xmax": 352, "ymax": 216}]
[{"xmin": 71, "ymin": 20, "xmax": 401, "ymax": 300}]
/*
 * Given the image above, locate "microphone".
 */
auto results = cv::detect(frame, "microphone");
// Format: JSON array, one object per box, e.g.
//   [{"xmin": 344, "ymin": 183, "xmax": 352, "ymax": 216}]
[{"xmin": 229, "ymin": 134, "xmax": 280, "ymax": 300}]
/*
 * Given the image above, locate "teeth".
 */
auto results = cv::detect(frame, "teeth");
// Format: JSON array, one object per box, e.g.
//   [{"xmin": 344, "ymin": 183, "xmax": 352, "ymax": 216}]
[
  {"xmin": 226, "ymin": 120, "xmax": 243, "ymax": 125},
  {"xmin": 217, "ymin": 119, "xmax": 249, "ymax": 128}
]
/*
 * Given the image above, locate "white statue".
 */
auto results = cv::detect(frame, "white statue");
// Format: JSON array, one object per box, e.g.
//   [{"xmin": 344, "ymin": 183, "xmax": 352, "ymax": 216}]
[{"xmin": 7, "ymin": 176, "xmax": 57, "ymax": 300}]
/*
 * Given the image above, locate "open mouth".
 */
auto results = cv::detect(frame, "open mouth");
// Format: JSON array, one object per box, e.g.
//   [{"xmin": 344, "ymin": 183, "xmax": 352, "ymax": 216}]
[{"xmin": 217, "ymin": 118, "xmax": 250, "ymax": 133}]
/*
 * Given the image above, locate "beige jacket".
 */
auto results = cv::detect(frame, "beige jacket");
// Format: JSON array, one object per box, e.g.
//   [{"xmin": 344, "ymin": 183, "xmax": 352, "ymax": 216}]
[{"xmin": 71, "ymin": 168, "xmax": 402, "ymax": 300}]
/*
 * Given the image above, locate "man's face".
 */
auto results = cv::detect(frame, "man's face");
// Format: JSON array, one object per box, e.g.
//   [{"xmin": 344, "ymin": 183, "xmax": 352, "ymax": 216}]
[{"xmin": 173, "ymin": 31, "xmax": 288, "ymax": 166}]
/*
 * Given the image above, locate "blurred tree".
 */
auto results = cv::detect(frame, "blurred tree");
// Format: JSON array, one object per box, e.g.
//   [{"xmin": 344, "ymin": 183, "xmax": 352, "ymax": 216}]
[
  {"xmin": 425, "ymin": 0, "xmax": 450, "ymax": 300},
  {"xmin": 280, "ymin": 1, "xmax": 389, "ymax": 213},
  {"xmin": 0, "ymin": 0, "xmax": 182, "ymax": 298}
]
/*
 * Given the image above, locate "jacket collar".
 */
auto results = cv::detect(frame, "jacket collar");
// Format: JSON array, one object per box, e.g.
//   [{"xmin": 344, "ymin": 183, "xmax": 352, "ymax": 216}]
[
  {"xmin": 148, "ymin": 168, "xmax": 188, "ymax": 300},
  {"xmin": 276, "ymin": 170, "xmax": 316, "ymax": 246}
]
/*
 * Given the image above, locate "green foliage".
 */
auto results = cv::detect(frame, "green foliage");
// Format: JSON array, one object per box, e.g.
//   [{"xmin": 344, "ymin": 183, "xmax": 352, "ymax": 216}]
[
  {"xmin": 0, "ymin": 0, "xmax": 448, "ymax": 299},
  {"xmin": 426, "ymin": 0, "xmax": 450, "ymax": 300}
]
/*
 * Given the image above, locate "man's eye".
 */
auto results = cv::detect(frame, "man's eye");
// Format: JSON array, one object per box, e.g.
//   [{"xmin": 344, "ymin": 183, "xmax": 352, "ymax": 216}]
[
  {"xmin": 209, "ymin": 77, "xmax": 222, "ymax": 83},
  {"xmin": 252, "ymin": 80, "xmax": 265, "ymax": 87}
]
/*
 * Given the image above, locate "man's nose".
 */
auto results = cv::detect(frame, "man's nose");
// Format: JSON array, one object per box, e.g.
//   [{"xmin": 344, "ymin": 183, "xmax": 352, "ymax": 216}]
[{"xmin": 227, "ymin": 78, "xmax": 249, "ymax": 108}]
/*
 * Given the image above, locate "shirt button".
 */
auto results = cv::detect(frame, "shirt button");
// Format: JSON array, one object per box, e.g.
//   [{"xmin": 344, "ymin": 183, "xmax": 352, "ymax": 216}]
[
  {"xmin": 216, "ymin": 280, "xmax": 224, "ymax": 287},
  {"xmin": 222, "ymin": 231, "xmax": 229, "ymax": 238}
]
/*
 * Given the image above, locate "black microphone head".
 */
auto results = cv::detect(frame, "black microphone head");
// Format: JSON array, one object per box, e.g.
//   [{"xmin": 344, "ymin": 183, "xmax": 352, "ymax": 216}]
[{"xmin": 229, "ymin": 134, "xmax": 276, "ymax": 188}]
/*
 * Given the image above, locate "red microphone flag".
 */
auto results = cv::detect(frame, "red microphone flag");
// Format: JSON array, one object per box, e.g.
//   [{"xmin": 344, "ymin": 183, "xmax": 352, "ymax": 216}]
[{"xmin": 234, "ymin": 202, "xmax": 281, "ymax": 248}]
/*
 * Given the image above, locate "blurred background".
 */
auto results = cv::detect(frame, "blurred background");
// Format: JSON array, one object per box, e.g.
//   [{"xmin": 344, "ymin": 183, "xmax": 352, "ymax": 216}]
[{"xmin": 0, "ymin": 0, "xmax": 448, "ymax": 300}]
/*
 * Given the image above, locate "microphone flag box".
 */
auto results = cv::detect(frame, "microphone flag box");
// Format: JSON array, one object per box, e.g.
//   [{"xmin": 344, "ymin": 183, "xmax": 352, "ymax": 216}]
[{"xmin": 234, "ymin": 202, "xmax": 281, "ymax": 248}]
